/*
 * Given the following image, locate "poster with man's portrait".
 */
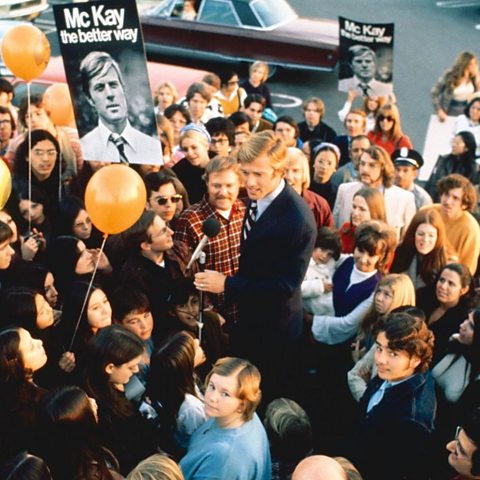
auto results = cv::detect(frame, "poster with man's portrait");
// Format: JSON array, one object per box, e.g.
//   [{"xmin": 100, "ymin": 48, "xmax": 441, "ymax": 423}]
[
  {"xmin": 338, "ymin": 17, "xmax": 395, "ymax": 98},
  {"xmin": 53, "ymin": 0, "xmax": 163, "ymax": 165}
]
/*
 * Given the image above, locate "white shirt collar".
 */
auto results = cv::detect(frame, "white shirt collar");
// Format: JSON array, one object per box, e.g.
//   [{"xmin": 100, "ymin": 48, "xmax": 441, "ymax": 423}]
[{"xmin": 256, "ymin": 179, "xmax": 285, "ymax": 219}]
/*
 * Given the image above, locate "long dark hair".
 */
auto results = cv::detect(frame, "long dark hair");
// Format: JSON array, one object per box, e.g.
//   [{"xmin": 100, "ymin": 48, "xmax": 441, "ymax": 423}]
[
  {"xmin": 46, "ymin": 236, "xmax": 82, "ymax": 298},
  {"xmin": 0, "ymin": 327, "xmax": 43, "ymax": 418},
  {"xmin": 1, "ymin": 287, "xmax": 42, "ymax": 337},
  {"xmin": 147, "ymin": 331, "xmax": 198, "ymax": 431},
  {"xmin": 36, "ymin": 385, "xmax": 118, "ymax": 480},
  {"xmin": 82, "ymin": 325, "xmax": 144, "ymax": 418},
  {"xmin": 452, "ymin": 131, "xmax": 477, "ymax": 178},
  {"xmin": 61, "ymin": 281, "xmax": 107, "ymax": 355},
  {"xmin": 13, "ymin": 129, "xmax": 61, "ymax": 179}
]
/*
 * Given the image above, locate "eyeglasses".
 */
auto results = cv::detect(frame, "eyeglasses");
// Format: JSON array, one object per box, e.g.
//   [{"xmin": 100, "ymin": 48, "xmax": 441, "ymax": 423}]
[
  {"xmin": 155, "ymin": 194, "xmax": 182, "ymax": 206},
  {"xmin": 227, "ymin": 80, "xmax": 239, "ymax": 85},
  {"xmin": 378, "ymin": 115, "xmax": 394, "ymax": 122},
  {"xmin": 0, "ymin": 120, "xmax": 10, "ymax": 126},
  {"xmin": 32, "ymin": 149, "xmax": 57, "ymax": 157}
]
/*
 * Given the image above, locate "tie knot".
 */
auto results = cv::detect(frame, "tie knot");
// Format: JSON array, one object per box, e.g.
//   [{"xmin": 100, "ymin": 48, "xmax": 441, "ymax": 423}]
[
  {"xmin": 110, "ymin": 133, "xmax": 125, "ymax": 148},
  {"xmin": 250, "ymin": 200, "xmax": 257, "ymax": 210}
]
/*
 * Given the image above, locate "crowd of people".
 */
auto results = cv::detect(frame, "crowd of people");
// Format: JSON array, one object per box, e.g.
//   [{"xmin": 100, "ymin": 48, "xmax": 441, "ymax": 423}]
[{"xmin": 0, "ymin": 48, "xmax": 480, "ymax": 480}]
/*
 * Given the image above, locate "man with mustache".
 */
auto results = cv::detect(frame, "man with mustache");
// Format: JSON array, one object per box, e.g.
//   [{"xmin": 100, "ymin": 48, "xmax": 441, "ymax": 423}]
[
  {"xmin": 333, "ymin": 144, "xmax": 416, "ymax": 240},
  {"xmin": 174, "ymin": 156, "xmax": 245, "ymax": 324},
  {"xmin": 79, "ymin": 51, "xmax": 162, "ymax": 165}
]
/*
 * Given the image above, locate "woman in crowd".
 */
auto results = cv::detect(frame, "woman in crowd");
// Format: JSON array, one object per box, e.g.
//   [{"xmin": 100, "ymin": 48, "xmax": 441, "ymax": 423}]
[
  {"xmin": 347, "ymin": 276, "xmax": 417, "ymax": 401},
  {"xmin": 164, "ymin": 279, "xmax": 229, "ymax": 371},
  {"xmin": 5, "ymin": 261, "xmax": 59, "ymax": 309},
  {"xmin": 164, "ymin": 104, "xmax": 191, "ymax": 153},
  {"xmin": 309, "ymin": 221, "xmax": 395, "ymax": 346},
  {"xmin": 53, "ymin": 195, "xmax": 102, "ymax": 248},
  {"xmin": 154, "ymin": 81, "xmax": 178, "ymax": 115},
  {"xmin": 425, "ymin": 131, "xmax": 478, "ymax": 200},
  {"xmin": 61, "ymin": 281, "xmax": 112, "ymax": 368},
  {"xmin": 147, "ymin": 331, "xmax": 207, "ymax": 455},
  {"xmin": 417, "ymin": 263, "xmax": 476, "ymax": 366},
  {"xmin": 284, "ymin": 147, "xmax": 334, "ymax": 228},
  {"xmin": 82, "ymin": 325, "xmax": 158, "ymax": 475},
  {"xmin": 339, "ymin": 187, "xmax": 386, "ymax": 253},
  {"xmin": 391, "ymin": 207, "xmax": 456, "ymax": 290},
  {"xmin": 240, "ymin": 61, "xmax": 273, "ymax": 110},
  {"xmin": 432, "ymin": 51, "xmax": 480, "ymax": 121},
  {"xmin": 214, "ymin": 70, "xmax": 246, "ymax": 116},
  {"xmin": 344, "ymin": 312, "xmax": 436, "ymax": 480},
  {"xmin": 35, "ymin": 385, "xmax": 122, "ymax": 479},
  {"xmin": 367, "ymin": 103, "xmax": 413, "ymax": 155},
  {"xmin": 172, "ymin": 126, "xmax": 211, "ymax": 203},
  {"xmin": 179, "ymin": 357, "xmax": 271, "ymax": 480},
  {"xmin": 6, "ymin": 93, "xmax": 81, "ymax": 174},
  {"xmin": 453, "ymin": 95, "xmax": 480, "ymax": 155},
  {"xmin": 338, "ymin": 91, "xmax": 387, "ymax": 132},
  {"xmin": 0, "ymin": 327, "xmax": 48, "ymax": 466},
  {"xmin": 309, "ymin": 142, "xmax": 341, "ymax": 210},
  {"xmin": 47, "ymin": 236, "xmax": 112, "ymax": 300}
]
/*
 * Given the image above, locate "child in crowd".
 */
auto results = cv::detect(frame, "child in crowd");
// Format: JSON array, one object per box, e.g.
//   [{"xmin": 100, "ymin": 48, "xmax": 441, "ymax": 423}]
[
  {"xmin": 301, "ymin": 227, "xmax": 342, "ymax": 316},
  {"xmin": 111, "ymin": 286, "xmax": 155, "ymax": 399},
  {"xmin": 147, "ymin": 331, "xmax": 207, "ymax": 457}
]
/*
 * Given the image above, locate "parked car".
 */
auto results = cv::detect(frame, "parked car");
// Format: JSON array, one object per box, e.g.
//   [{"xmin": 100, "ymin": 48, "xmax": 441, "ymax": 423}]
[
  {"xmin": 0, "ymin": 0, "xmax": 48, "ymax": 21},
  {"xmin": 139, "ymin": 0, "xmax": 339, "ymax": 71}
]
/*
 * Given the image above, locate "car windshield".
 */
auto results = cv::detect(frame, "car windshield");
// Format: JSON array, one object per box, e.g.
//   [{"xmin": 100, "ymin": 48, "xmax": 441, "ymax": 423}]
[{"xmin": 251, "ymin": 0, "xmax": 296, "ymax": 28}]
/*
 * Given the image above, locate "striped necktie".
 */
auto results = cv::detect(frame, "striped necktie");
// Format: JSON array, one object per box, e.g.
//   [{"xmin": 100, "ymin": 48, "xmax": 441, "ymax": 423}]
[
  {"xmin": 109, "ymin": 133, "xmax": 130, "ymax": 164},
  {"xmin": 243, "ymin": 200, "xmax": 257, "ymax": 241}
]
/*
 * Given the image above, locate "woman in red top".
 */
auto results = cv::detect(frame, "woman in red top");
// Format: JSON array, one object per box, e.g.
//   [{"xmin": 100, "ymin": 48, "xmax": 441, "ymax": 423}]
[
  {"xmin": 368, "ymin": 104, "xmax": 412, "ymax": 155},
  {"xmin": 340, "ymin": 187, "xmax": 386, "ymax": 253}
]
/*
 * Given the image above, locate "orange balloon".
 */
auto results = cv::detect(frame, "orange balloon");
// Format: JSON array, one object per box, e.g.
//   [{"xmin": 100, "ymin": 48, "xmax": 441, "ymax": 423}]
[
  {"xmin": 1, "ymin": 24, "xmax": 50, "ymax": 82},
  {"xmin": 85, "ymin": 165, "xmax": 146, "ymax": 234},
  {"xmin": 43, "ymin": 83, "xmax": 75, "ymax": 127},
  {"xmin": 0, "ymin": 160, "xmax": 11, "ymax": 210}
]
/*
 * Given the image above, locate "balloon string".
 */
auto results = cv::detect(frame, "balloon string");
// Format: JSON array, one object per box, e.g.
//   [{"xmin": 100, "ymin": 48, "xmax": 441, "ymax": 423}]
[
  {"xmin": 27, "ymin": 82, "xmax": 32, "ymax": 234},
  {"xmin": 68, "ymin": 233, "xmax": 108, "ymax": 351},
  {"xmin": 58, "ymin": 149, "xmax": 62, "ymax": 202}
]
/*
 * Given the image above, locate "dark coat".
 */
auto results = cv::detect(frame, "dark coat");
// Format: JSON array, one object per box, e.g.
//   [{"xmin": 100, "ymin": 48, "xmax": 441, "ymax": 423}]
[{"xmin": 345, "ymin": 371, "xmax": 437, "ymax": 480}]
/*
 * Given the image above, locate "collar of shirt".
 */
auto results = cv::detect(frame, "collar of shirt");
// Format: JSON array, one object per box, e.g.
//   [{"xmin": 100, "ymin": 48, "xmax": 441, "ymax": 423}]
[
  {"xmin": 97, "ymin": 119, "xmax": 138, "ymax": 152},
  {"xmin": 256, "ymin": 179, "xmax": 285, "ymax": 219}
]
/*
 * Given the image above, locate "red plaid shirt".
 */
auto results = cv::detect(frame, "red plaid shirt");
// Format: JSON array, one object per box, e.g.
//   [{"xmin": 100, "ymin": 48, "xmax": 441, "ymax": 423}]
[{"xmin": 174, "ymin": 197, "xmax": 246, "ymax": 322}]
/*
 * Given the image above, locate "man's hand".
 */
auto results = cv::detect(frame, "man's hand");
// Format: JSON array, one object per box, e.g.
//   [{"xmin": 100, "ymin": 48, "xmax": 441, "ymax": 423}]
[{"xmin": 194, "ymin": 270, "xmax": 226, "ymax": 294}]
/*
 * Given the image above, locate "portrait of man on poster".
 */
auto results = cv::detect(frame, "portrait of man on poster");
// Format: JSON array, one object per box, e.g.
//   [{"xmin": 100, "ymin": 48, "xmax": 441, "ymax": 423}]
[
  {"xmin": 339, "ymin": 45, "xmax": 393, "ymax": 97},
  {"xmin": 79, "ymin": 50, "xmax": 162, "ymax": 165}
]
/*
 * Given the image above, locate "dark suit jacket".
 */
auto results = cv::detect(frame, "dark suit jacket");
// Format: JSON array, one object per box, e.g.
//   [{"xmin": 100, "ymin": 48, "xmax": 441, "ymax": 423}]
[
  {"xmin": 224, "ymin": 183, "xmax": 316, "ymax": 345},
  {"xmin": 333, "ymin": 134, "xmax": 351, "ymax": 167}
]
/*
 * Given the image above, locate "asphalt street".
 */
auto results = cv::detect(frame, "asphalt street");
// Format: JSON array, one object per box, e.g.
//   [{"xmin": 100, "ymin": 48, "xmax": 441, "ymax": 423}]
[{"xmin": 41, "ymin": 0, "xmax": 480, "ymax": 156}]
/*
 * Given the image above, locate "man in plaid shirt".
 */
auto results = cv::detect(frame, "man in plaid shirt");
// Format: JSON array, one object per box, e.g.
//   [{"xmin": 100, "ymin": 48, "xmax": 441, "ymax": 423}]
[{"xmin": 174, "ymin": 156, "xmax": 245, "ymax": 324}]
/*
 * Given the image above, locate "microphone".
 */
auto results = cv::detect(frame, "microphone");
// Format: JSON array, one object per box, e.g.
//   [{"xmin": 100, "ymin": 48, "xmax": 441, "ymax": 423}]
[{"xmin": 185, "ymin": 217, "xmax": 221, "ymax": 271}]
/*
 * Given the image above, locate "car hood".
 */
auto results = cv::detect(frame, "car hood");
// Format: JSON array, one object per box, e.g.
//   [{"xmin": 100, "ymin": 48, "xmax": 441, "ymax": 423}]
[{"xmin": 277, "ymin": 17, "xmax": 339, "ymax": 47}]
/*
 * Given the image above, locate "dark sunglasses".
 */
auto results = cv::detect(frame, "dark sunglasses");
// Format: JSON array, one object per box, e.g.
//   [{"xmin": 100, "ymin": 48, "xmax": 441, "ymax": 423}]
[
  {"xmin": 155, "ymin": 194, "xmax": 183, "ymax": 206},
  {"xmin": 378, "ymin": 115, "xmax": 394, "ymax": 122}
]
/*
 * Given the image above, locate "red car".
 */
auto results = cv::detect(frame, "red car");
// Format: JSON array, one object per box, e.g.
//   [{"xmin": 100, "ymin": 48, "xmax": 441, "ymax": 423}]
[
  {"xmin": 11, "ymin": 55, "xmax": 209, "ymax": 106},
  {"xmin": 140, "ymin": 0, "xmax": 339, "ymax": 71}
]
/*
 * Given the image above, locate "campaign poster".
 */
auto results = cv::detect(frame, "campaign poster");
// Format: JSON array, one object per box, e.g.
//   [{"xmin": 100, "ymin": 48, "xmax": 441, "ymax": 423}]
[
  {"xmin": 53, "ymin": 0, "xmax": 163, "ymax": 165},
  {"xmin": 338, "ymin": 17, "xmax": 394, "ymax": 98}
]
